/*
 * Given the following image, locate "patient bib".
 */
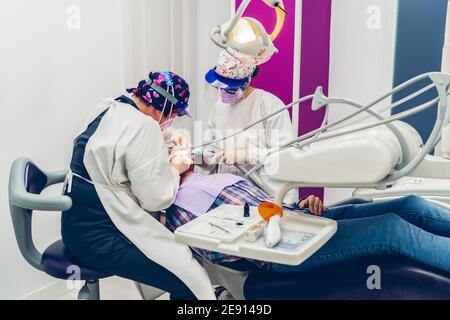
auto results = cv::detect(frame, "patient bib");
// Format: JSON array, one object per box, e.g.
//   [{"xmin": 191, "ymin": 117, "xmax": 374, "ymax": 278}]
[{"xmin": 174, "ymin": 174, "xmax": 245, "ymax": 216}]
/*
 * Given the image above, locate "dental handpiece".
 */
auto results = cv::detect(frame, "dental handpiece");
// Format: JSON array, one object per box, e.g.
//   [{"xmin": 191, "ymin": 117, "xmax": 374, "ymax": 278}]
[{"xmin": 191, "ymin": 148, "xmax": 220, "ymax": 164}]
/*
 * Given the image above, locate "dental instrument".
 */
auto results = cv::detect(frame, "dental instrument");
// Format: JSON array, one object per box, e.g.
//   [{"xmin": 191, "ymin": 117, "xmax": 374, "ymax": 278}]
[
  {"xmin": 243, "ymin": 223, "xmax": 264, "ymax": 242},
  {"xmin": 208, "ymin": 220, "xmax": 232, "ymax": 234}
]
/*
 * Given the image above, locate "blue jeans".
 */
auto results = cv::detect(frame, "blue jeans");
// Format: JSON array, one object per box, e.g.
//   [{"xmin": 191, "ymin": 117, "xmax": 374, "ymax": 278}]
[{"xmin": 272, "ymin": 195, "xmax": 450, "ymax": 273}]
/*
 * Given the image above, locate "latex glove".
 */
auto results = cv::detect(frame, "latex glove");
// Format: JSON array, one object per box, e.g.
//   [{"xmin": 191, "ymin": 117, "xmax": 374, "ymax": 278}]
[
  {"xmin": 264, "ymin": 215, "xmax": 281, "ymax": 248},
  {"xmin": 162, "ymin": 128, "xmax": 190, "ymax": 149},
  {"xmin": 171, "ymin": 134, "xmax": 190, "ymax": 149},
  {"xmin": 162, "ymin": 127, "xmax": 176, "ymax": 142},
  {"xmin": 299, "ymin": 195, "xmax": 327, "ymax": 216},
  {"xmin": 168, "ymin": 134, "xmax": 192, "ymax": 160},
  {"xmin": 203, "ymin": 149, "xmax": 225, "ymax": 165},
  {"xmin": 169, "ymin": 152, "xmax": 193, "ymax": 175},
  {"xmin": 222, "ymin": 148, "xmax": 256, "ymax": 165}
]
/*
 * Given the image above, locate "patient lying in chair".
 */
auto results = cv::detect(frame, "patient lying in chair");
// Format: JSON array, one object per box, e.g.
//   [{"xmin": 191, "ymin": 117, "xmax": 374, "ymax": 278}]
[{"xmin": 166, "ymin": 166, "xmax": 450, "ymax": 275}]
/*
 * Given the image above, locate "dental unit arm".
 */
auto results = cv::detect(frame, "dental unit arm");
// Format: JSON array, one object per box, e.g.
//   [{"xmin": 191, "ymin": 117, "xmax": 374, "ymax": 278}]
[
  {"xmin": 248, "ymin": 72, "xmax": 449, "ymax": 249},
  {"xmin": 175, "ymin": 72, "xmax": 449, "ymax": 262},
  {"xmin": 215, "ymin": 71, "xmax": 449, "ymax": 193},
  {"xmin": 266, "ymin": 73, "xmax": 450, "ymax": 210}
]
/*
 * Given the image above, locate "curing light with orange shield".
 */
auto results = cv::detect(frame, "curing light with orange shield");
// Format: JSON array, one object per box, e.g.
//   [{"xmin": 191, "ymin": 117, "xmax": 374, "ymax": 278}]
[{"xmin": 258, "ymin": 201, "xmax": 284, "ymax": 248}]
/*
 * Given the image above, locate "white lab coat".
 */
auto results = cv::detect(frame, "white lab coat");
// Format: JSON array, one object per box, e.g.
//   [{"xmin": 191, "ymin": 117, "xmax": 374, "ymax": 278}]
[
  {"xmin": 79, "ymin": 98, "xmax": 215, "ymax": 300},
  {"xmin": 205, "ymin": 89, "xmax": 298, "ymax": 202}
]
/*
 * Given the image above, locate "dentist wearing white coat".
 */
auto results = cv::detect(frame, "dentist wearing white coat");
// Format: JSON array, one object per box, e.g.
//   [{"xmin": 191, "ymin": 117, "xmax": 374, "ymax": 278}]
[
  {"xmin": 61, "ymin": 71, "xmax": 215, "ymax": 300},
  {"xmin": 203, "ymin": 50, "xmax": 298, "ymax": 202}
]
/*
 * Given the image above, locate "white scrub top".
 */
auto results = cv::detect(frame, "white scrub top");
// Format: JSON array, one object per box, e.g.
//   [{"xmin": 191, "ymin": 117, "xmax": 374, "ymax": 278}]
[
  {"xmin": 78, "ymin": 98, "xmax": 215, "ymax": 299},
  {"xmin": 205, "ymin": 89, "xmax": 298, "ymax": 202}
]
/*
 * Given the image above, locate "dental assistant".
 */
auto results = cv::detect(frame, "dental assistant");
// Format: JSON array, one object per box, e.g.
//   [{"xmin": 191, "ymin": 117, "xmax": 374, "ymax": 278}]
[
  {"xmin": 204, "ymin": 50, "xmax": 297, "ymax": 200},
  {"xmin": 61, "ymin": 71, "xmax": 215, "ymax": 300}
]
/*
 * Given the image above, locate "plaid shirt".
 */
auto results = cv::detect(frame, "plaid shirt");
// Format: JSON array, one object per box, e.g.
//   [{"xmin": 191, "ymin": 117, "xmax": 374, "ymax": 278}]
[{"xmin": 166, "ymin": 180, "xmax": 300, "ymax": 270}]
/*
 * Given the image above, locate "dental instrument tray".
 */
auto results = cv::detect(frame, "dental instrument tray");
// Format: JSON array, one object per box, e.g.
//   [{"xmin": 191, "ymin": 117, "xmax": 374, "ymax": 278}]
[{"xmin": 174, "ymin": 205, "xmax": 337, "ymax": 266}]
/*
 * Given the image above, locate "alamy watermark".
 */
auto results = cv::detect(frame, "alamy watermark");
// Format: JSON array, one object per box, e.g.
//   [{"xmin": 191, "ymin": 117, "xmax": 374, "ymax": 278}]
[
  {"xmin": 67, "ymin": 5, "xmax": 81, "ymax": 31},
  {"xmin": 66, "ymin": 265, "xmax": 83, "ymax": 290},
  {"xmin": 366, "ymin": 265, "xmax": 382, "ymax": 290},
  {"xmin": 367, "ymin": 5, "xmax": 382, "ymax": 30}
]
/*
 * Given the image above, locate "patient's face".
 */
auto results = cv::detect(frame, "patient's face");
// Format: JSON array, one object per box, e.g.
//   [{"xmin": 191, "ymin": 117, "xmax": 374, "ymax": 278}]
[{"xmin": 180, "ymin": 164, "xmax": 196, "ymax": 183}]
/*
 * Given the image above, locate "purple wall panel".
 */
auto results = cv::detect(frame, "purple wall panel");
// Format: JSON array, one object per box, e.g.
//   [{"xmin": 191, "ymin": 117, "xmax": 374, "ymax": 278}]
[
  {"xmin": 235, "ymin": 0, "xmax": 332, "ymax": 200},
  {"xmin": 236, "ymin": 0, "xmax": 296, "ymax": 109},
  {"xmin": 299, "ymin": 0, "xmax": 332, "ymax": 199}
]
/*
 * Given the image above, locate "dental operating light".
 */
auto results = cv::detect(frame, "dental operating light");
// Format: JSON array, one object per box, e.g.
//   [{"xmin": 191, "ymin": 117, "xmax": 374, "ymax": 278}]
[{"xmin": 210, "ymin": 0, "xmax": 286, "ymax": 63}]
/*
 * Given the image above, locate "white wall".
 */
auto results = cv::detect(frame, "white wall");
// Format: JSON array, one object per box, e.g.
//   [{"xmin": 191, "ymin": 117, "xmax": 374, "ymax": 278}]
[
  {"xmin": 121, "ymin": 0, "xmax": 172, "ymax": 86},
  {"xmin": 193, "ymin": 0, "xmax": 233, "ymax": 131},
  {"xmin": 325, "ymin": 0, "xmax": 398, "ymax": 204},
  {"xmin": 0, "ymin": 0, "xmax": 173, "ymax": 299}
]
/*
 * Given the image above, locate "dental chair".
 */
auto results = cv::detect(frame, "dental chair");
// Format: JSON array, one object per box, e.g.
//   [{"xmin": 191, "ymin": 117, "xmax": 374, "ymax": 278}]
[
  {"xmin": 240, "ymin": 72, "xmax": 450, "ymax": 300},
  {"xmin": 243, "ymin": 195, "xmax": 450, "ymax": 300},
  {"xmin": 354, "ymin": 142, "xmax": 450, "ymax": 210},
  {"xmin": 244, "ymin": 255, "xmax": 450, "ymax": 300},
  {"xmin": 8, "ymin": 158, "xmax": 112, "ymax": 300},
  {"xmin": 155, "ymin": 72, "xmax": 450, "ymax": 300},
  {"xmin": 141, "ymin": 73, "xmax": 450, "ymax": 300},
  {"xmin": 183, "ymin": 198, "xmax": 450, "ymax": 300}
]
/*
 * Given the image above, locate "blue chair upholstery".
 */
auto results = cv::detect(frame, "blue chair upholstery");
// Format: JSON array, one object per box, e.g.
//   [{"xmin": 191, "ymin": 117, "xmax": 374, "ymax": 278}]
[
  {"xmin": 244, "ymin": 255, "xmax": 450, "ymax": 300},
  {"xmin": 42, "ymin": 240, "xmax": 111, "ymax": 281}
]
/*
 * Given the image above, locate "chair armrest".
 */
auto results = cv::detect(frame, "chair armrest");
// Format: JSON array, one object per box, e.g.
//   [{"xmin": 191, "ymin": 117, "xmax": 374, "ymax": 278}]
[
  {"xmin": 13, "ymin": 193, "xmax": 72, "ymax": 212},
  {"xmin": 9, "ymin": 159, "xmax": 72, "ymax": 212},
  {"xmin": 45, "ymin": 170, "xmax": 69, "ymax": 187},
  {"xmin": 9, "ymin": 205, "xmax": 43, "ymax": 270},
  {"xmin": 8, "ymin": 158, "xmax": 72, "ymax": 271}
]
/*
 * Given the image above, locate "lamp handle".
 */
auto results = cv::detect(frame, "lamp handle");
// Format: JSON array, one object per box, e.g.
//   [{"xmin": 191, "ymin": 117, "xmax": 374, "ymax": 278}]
[{"xmin": 267, "ymin": 1, "xmax": 286, "ymax": 41}]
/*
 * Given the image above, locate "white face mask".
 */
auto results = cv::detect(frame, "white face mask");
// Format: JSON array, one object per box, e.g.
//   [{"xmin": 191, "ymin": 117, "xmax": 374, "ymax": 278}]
[
  {"xmin": 158, "ymin": 94, "xmax": 175, "ymax": 131},
  {"xmin": 218, "ymin": 88, "xmax": 245, "ymax": 104}
]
